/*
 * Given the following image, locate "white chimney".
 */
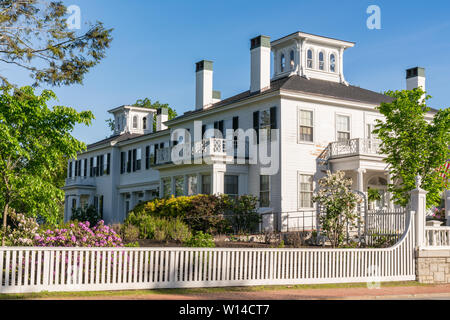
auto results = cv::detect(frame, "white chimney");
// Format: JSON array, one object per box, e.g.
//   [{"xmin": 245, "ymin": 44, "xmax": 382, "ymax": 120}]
[
  {"xmin": 250, "ymin": 35, "xmax": 271, "ymax": 93},
  {"xmin": 156, "ymin": 107, "xmax": 168, "ymax": 131},
  {"xmin": 195, "ymin": 60, "xmax": 214, "ymax": 110},
  {"xmin": 406, "ymin": 67, "xmax": 425, "ymax": 92}
]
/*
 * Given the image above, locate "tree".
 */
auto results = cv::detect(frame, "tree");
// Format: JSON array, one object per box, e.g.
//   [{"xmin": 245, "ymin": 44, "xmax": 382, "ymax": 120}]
[
  {"xmin": 133, "ymin": 98, "xmax": 177, "ymax": 132},
  {"xmin": 0, "ymin": 0, "xmax": 113, "ymax": 87},
  {"xmin": 313, "ymin": 171, "xmax": 363, "ymax": 248},
  {"xmin": 0, "ymin": 86, "xmax": 94, "ymax": 245},
  {"xmin": 373, "ymin": 88, "xmax": 450, "ymax": 208}
]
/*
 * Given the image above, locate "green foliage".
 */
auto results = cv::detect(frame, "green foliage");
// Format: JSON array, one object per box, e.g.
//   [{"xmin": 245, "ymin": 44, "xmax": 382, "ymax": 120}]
[
  {"xmin": 124, "ymin": 241, "xmax": 140, "ymax": 248},
  {"xmin": 183, "ymin": 231, "xmax": 215, "ymax": 248},
  {"xmin": 0, "ymin": 86, "xmax": 94, "ymax": 245},
  {"xmin": 367, "ymin": 188, "xmax": 382, "ymax": 202},
  {"xmin": 121, "ymin": 224, "xmax": 140, "ymax": 242},
  {"xmin": 71, "ymin": 205, "xmax": 101, "ymax": 226},
  {"xmin": 313, "ymin": 171, "xmax": 363, "ymax": 248},
  {"xmin": 0, "ymin": 1, "xmax": 113, "ymax": 87},
  {"xmin": 226, "ymin": 195, "xmax": 261, "ymax": 234},
  {"xmin": 373, "ymin": 88, "xmax": 450, "ymax": 208},
  {"xmin": 5, "ymin": 210, "xmax": 40, "ymax": 246}
]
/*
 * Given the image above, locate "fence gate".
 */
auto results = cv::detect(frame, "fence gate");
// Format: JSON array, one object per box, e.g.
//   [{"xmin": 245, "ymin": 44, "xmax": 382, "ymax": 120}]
[{"xmin": 0, "ymin": 211, "xmax": 416, "ymax": 294}]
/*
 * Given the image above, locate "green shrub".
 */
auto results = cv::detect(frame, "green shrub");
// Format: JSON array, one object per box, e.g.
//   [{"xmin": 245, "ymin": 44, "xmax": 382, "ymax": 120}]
[
  {"xmin": 124, "ymin": 241, "xmax": 140, "ymax": 247},
  {"xmin": 71, "ymin": 205, "xmax": 101, "ymax": 226},
  {"xmin": 226, "ymin": 195, "xmax": 260, "ymax": 234},
  {"xmin": 122, "ymin": 224, "xmax": 140, "ymax": 242},
  {"xmin": 183, "ymin": 231, "xmax": 215, "ymax": 248}
]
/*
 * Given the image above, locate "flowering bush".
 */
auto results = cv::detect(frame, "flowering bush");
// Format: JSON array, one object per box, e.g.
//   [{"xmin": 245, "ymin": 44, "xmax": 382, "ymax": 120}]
[
  {"xmin": 431, "ymin": 207, "xmax": 445, "ymax": 221},
  {"xmin": 5, "ymin": 211, "xmax": 40, "ymax": 246},
  {"xmin": 35, "ymin": 220, "xmax": 123, "ymax": 247}
]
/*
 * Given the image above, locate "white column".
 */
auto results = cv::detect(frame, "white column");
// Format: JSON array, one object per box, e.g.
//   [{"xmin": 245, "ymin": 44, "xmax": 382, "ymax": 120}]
[
  {"xmin": 212, "ymin": 166, "xmax": 225, "ymax": 195},
  {"xmin": 445, "ymin": 190, "xmax": 450, "ymax": 226},
  {"xmin": 339, "ymin": 47, "xmax": 345, "ymax": 83},
  {"xmin": 356, "ymin": 168, "xmax": 366, "ymax": 193},
  {"xmin": 410, "ymin": 175, "xmax": 428, "ymax": 248}
]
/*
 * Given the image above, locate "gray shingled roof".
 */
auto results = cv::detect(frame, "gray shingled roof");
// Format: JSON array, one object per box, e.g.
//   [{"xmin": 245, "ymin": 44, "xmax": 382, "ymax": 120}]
[{"xmin": 171, "ymin": 76, "xmax": 394, "ymax": 122}]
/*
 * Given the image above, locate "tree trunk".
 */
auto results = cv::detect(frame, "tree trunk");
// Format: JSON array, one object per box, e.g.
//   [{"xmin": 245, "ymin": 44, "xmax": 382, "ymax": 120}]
[{"xmin": 2, "ymin": 203, "xmax": 8, "ymax": 246}]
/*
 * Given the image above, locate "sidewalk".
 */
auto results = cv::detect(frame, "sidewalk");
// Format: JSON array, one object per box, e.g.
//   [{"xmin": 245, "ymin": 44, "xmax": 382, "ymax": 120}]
[{"xmin": 35, "ymin": 284, "xmax": 450, "ymax": 300}]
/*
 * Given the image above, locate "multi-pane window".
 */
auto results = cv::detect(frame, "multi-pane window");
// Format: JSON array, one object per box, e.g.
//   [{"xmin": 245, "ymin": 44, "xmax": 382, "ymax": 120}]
[
  {"xmin": 330, "ymin": 54, "xmax": 336, "ymax": 72},
  {"xmin": 260, "ymin": 175, "xmax": 270, "ymax": 207},
  {"xmin": 319, "ymin": 52, "xmax": 325, "ymax": 70},
  {"xmin": 136, "ymin": 148, "xmax": 141, "ymax": 171},
  {"xmin": 289, "ymin": 50, "xmax": 295, "ymax": 70},
  {"xmin": 259, "ymin": 109, "xmax": 271, "ymax": 141},
  {"xmin": 299, "ymin": 110, "xmax": 314, "ymax": 142},
  {"xmin": 162, "ymin": 177, "xmax": 172, "ymax": 197},
  {"xmin": 187, "ymin": 174, "xmax": 197, "ymax": 196},
  {"xmin": 132, "ymin": 116, "xmax": 138, "ymax": 129},
  {"xmin": 224, "ymin": 175, "xmax": 239, "ymax": 199},
  {"xmin": 307, "ymin": 49, "xmax": 313, "ymax": 68},
  {"xmin": 298, "ymin": 174, "xmax": 314, "ymax": 208},
  {"xmin": 336, "ymin": 115, "xmax": 350, "ymax": 142},
  {"xmin": 280, "ymin": 53, "xmax": 285, "ymax": 72},
  {"xmin": 120, "ymin": 152, "xmax": 126, "ymax": 174},
  {"xmin": 175, "ymin": 176, "xmax": 184, "ymax": 197},
  {"xmin": 202, "ymin": 175, "xmax": 211, "ymax": 194},
  {"xmin": 143, "ymin": 117, "xmax": 147, "ymax": 130}
]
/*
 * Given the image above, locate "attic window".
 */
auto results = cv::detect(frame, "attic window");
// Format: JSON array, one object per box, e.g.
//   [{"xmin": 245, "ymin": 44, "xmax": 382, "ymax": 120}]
[
  {"xmin": 307, "ymin": 49, "xmax": 313, "ymax": 68},
  {"xmin": 280, "ymin": 53, "xmax": 286, "ymax": 72},
  {"xmin": 133, "ymin": 116, "xmax": 138, "ymax": 129},
  {"xmin": 319, "ymin": 52, "xmax": 324, "ymax": 71},
  {"xmin": 330, "ymin": 54, "xmax": 336, "ymax": 73},
  {"xmin": 290, "ymin": 50, "xmax": 295, "ymax": 70},
  {"xmin": 143, "ymin": 117, "xmax": 147, "ymax": 130}
]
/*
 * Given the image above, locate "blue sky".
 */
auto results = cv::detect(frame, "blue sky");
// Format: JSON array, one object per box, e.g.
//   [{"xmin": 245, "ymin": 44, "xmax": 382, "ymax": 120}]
[{"xmin": 5, "ymin": 0, "xmax": 450, "ymax": 144}]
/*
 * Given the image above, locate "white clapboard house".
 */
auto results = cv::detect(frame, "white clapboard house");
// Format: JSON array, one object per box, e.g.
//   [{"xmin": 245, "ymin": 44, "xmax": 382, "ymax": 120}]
[{"xmin": 63, "ymin": 31, "xmax": 437, "ymax": 230}]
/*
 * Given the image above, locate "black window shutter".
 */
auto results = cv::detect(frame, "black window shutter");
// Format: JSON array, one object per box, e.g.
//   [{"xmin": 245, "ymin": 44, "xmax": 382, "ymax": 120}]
[
  {"xmin": 132, "ymin": 149, "xmax": 137, "ymax": 172},
  {"xmin": 106, "ymin": 153, "xmax": 111, "ymax": 175},
  {"xmin": 120, "ymin": 152, "xmax": 125, "ymax": 174},
  {"xmin": 253, "ymin": 111, "xmax": 260, "ymax": 144},
  {"xmin": 68, "ymin": 162, "xmax": 72, "ymax": 178},
  {"xmin": 218, "ymin": 120, "xmax": 224, "ymax": 138},
  {"xmin": 83, "ymin": 159, "xmax": 87, "ymax": 177},
  {"xmin": 232, "ymin": 116, "xmax": 239, "ymax": 131},
  {"xmin": 160, "ymin": 142, "xmax": 164, "ymax": 149},
  {"xmin": 201, "ymin": 125, "xmax": 206, "ymax": 139},
  {"xmin": 96, "ymin": 156, "xmax": 101, "ymax": 176},
  {"xmin": 78, "ymin": 160, "xmax": 82, "ymax": 176},
  {"xmin": 74, "ymin": 161, "xmax": 78, "ymax": 177},
  {"xmin": 99, "ymin": 155, "xmax": 104, "ymax": 176},
  {"xmin": 90, "ymin": 157, "xmax": 93, "ymax": 177},
  {"xmin": 145, "ymin": 146, "xmax": 150, "ymax": 169},
  {"xmin": 270, "ymin": 106, "xmax": 277, "ymax": 129}
]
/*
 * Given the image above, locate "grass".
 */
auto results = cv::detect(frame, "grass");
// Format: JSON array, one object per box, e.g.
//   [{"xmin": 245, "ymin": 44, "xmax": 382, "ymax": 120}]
[{"xmin": 0, "ymin": 281, "xmax": 429, "ymax": 300}]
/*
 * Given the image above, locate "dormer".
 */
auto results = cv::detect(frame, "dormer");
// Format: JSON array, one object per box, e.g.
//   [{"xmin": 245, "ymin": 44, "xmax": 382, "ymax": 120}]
[
  {"xmin": 271, "ymin": 31, "xmax": 355, "ymax": 84},
  {"xmin": 107, "ymin": 105, "xmax": 157, "ymax": 135}
]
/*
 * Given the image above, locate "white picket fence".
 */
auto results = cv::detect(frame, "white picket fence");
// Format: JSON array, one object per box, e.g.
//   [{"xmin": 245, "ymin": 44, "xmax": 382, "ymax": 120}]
[{"xmin": 0, "ymin": 211, "xmax": 416, "ymax": 294}]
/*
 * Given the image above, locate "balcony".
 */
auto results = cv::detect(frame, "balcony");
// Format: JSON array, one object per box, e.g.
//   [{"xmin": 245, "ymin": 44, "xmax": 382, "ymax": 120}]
[
  {"xmin": 64, "ymin": 176, "xmax": 96, "ymax": 187},
  {"xmin": 328, "ymin": 138, "xmax": 383, "ymax": 159},
  {"xmin": 155, "ymin": 138, "xmax": 248, "ymax": 166}
]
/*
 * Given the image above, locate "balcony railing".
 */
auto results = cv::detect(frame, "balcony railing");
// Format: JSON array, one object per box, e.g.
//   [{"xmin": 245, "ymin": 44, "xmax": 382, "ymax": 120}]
[
  {"xmin": 155, "ymin": 138, "xmax": 249, "ymax": 165},
  {"xmin": 328, "ymin": 138, "xmax": 383, "ymax": 159},
  {"xmin": 65, "ymin": 176, "xmax": 95, "ymax": 187}
]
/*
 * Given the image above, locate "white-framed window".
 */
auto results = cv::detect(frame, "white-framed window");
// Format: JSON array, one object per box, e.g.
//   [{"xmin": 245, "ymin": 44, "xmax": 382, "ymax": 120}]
[
  {"xmin": 319, "ymin": 51, "xmax": 325, "ymax": 71},
  {"xmin": 307, "ymin": 49, "xmax": 313, "ymax": 68},
  {"xmin": 336, "ymin": 114, "xmax": 351, "ymax": 142},
  {"xmin": 202, "ymin": 174, "xmax": 211, "ymax": 194},
  {"xmin": 143, "ymin": 117, "xmax": 147, "ymax": 130},
  {"xmin": 298, "ymin": 173, "xmax": 314, "ymax": 209},
  {"xmin": 260, "ymin": 175, "xmax": 270, "ymax": 207},
  {"xmin": 330, "ymin": 53, "xmax": 336, "ymax": 73},
  {"xmin": 162, "ymin": 177, "xmax": 172, "ymax": 197},
  {"xmin": 259, "ymin": 108, "xmax": 271, "ymax": 141},
  {"xmin": 280, "ymin": 53, "xmax": 286, "ymax": 72},
  {"xmin": 298, "ymin": 109, "xmax": 314, "ymax": 142},
  {"xmin": 224, "ymin": 175, "xmax": 239, "ymax": 199},
  {"xmin": 132, "ymin": 115, "xmax": 138, "ymax": 129},
  {"xmin": 187, "ymin": 174, "xmax": 197, "ymax": 196},
  {"xmin": 175, "ymin": 176, "xmax": 184, "ymax": 197},
  {"xmin": 289, "ymin": 50, "xmax": 295, "ymax": 70}
]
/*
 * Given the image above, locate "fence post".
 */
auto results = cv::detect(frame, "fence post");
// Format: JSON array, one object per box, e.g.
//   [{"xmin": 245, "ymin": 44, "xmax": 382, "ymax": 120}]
[
  {"xmin": 410, "ymin": 175, "xmax": 428, "ymax": 248},
  {"xmin": 445, "ymin": 189, "xmax": 450, "ymax": 227}
]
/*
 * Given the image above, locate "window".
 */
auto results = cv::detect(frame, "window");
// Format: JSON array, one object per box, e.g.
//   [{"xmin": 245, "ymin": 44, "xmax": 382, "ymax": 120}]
[
  {"xmin": 143, "ymin": 117, "xmax": 147, "ymax": 130},
  {"xmin": 224, "ymin": 175, "xmax": 239, "ymax": 199},
  {"xmin": 68, "ymin": 161, "xmax": 73, "ymax": 178},
  {"xmin": 136, "ymin": 148, "xmax": 141, "ymax": 171},
  {"xmin": 132, "ymin": 116, "xmax": 138, "ymax": 129},
  {"xmin": 336, "ymin": 115, "xmax": 350, "ymax": 142},
  {"xmin": 299, "ymin": 110, "xmax": 314, "ymax": 142},
  {"xmin": 259, "ymin": 109, "xmax": 271, "ymax": 141},
  {"xmin": 99, "ymin": 195, "xmax": 104, "ymax": 219},
  {"xmin": 127, "ymin": 150, "xmax": 132, "ymax": 172},
  {"xmin": 280, "ymin": 53, "xmax": 285, "ymax": 72},
  {"xmin": 106, "ymin": 153, "xmax": 111, "ymax": 175},
  {"xmin": 120, "ymin": 152, "xmax": 125, "ymax": 174},
  {"xmin": 175, "ymin": 176, "xmax": 184, "ymax": 197},
  {"xmin": 162, "ymin": 177, "xmax": 172, "ymax": 197},
  {"xmin": 187, "ymin": 174, "xmax": 198, "ymax": 196},
  {"xmin": 72, "ymin": 198, "xmax": 77, "ymax": 210},
  {"xmin": 260, "ymin": 175, "xmax": 270, "ymax": 207},
  {"xmin": 83, "ymin": 159, "xmax": 87, "ymax": 177},
  {"xmin": 330, "ymin": 54, "xmax": 336, "ymax": 72},
  {"xmin": 289, "ymin": 50, "xmax": 295, "ymax": 70},
  {"xmin": 298, "ymin": 174, "xmax": 313, "ymax": 208},
  {"xmin": 307, "ymin": 49, "xmax": 313, "ymax": 68},
  {"xmin": 319, "ymin": 52, "xmax": 324, "ymax": 71},
  {"xmin": 202, "ymin": 175, "xmax": 211, "ymax": 194}
]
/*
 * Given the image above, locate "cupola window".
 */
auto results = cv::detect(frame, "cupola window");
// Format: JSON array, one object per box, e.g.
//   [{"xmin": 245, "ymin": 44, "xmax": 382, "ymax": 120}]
[
  {"xmin": 289, "ymin": 50, "xmax": 295, "ymax": 70},
  {"xmin": 330, "ymin": 54, "xmax": 336, "ymax": 73},
  {"xmin": 319, "ymin": 52, "xmax": 324, "ymax": 71},
  {"xmin": 133, "ymin": 116, "xmax": 138, "ymax": 129},
  {"xmin": 280, "ymin": 53, "xmax": 286, "ymax": 72},
  {"xmin": 143, "ymin": 117, "xmax": 147, "ymax": 130},
  {"xmin": 307, "ymin": 49, "xmax": 313, "ymax": 68}
]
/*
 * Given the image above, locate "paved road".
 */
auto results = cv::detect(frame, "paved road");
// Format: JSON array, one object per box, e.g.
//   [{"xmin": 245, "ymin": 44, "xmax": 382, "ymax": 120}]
[{"xmin": 36, "ymin": 284, "xmax": 450, "ymax": 300}]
